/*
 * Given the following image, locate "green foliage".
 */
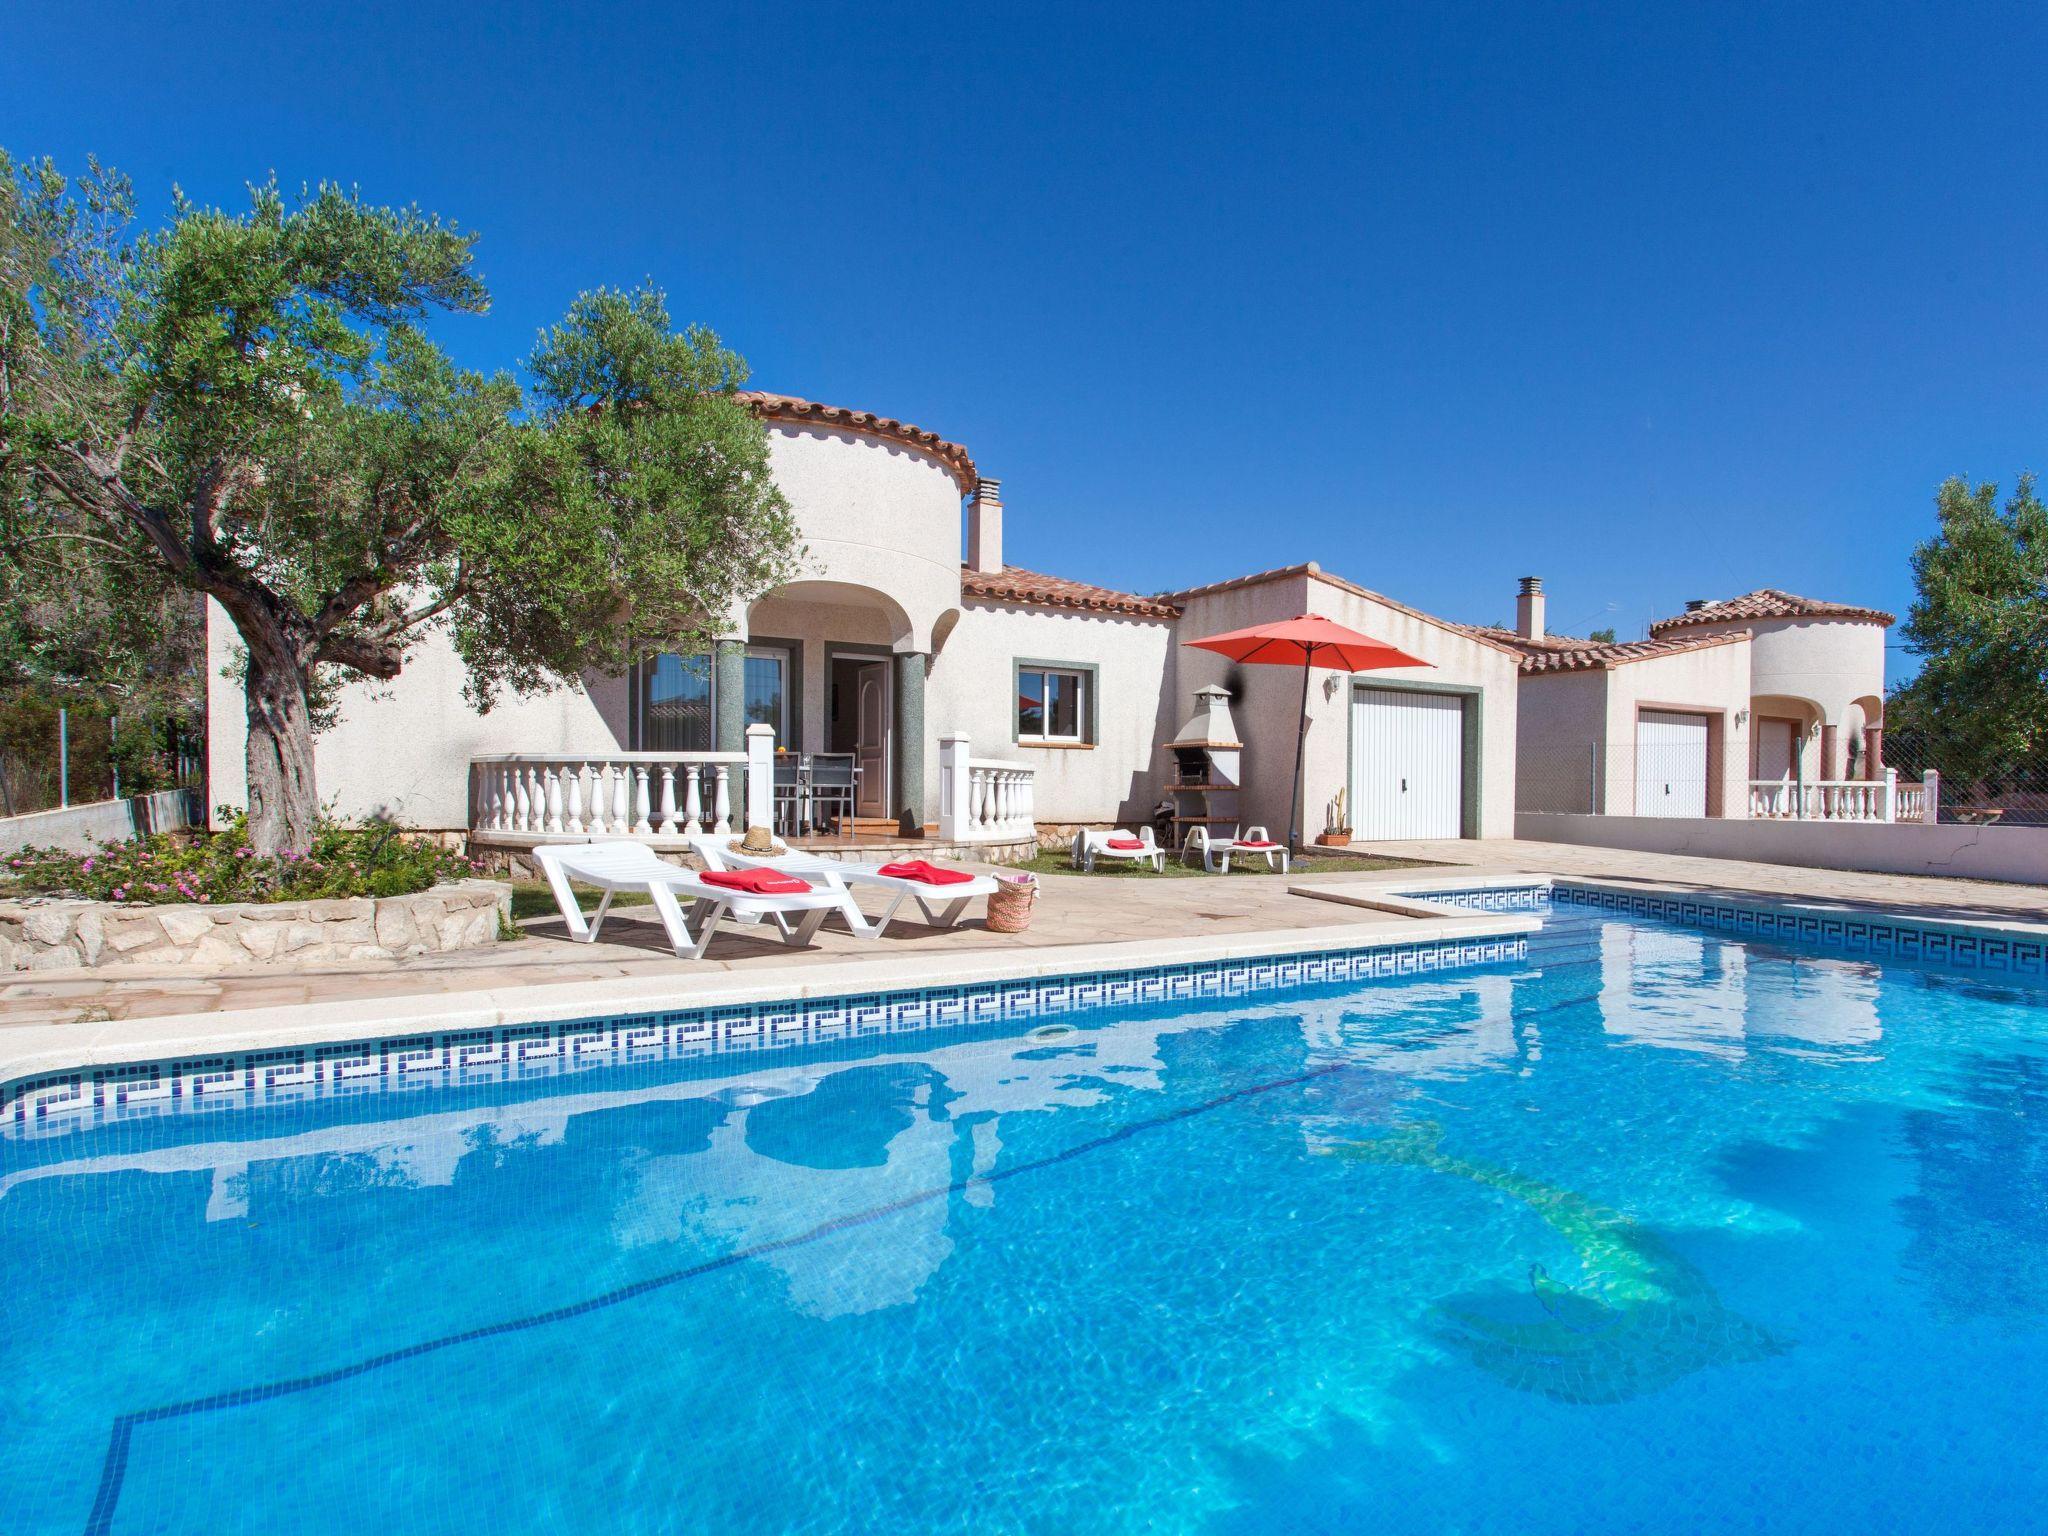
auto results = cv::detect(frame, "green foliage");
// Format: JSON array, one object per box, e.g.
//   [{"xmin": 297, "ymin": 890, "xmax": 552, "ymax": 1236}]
[
  {"xmin": 1890, "ymin": 475, "xmax": 2048, "ymax": 785},
  {"xmin": 1588, "ymin": 626, "xmax": 1617, "ymax": 643},
  {"xmin": 0, "ymin": 149, "xmax": 801, "ymax": 852},
  {"xmin": 2, "ymin": 814, "xmax": 482, "ymax": 905}
]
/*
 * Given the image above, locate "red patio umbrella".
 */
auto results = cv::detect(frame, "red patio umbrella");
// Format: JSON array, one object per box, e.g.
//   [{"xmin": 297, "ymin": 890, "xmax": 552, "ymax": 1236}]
[{"xmin": 1184, "ymin": 614, "xmax": 1430, "ymax": 851}]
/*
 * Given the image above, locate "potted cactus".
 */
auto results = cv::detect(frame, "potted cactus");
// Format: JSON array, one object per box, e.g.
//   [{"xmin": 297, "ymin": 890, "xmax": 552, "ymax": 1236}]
[{"xmin": 1315, "ymin": 788, "xmax": 1352, "ymax": 847}]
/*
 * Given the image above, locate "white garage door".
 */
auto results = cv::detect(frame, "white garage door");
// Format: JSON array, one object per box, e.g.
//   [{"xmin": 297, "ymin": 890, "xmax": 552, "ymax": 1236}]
[
  {"xmin": 1635, "ymin": 710, "xmax": 1709, "ymax": 818},
  {"xmin": 1350, "ymin": 688, "xmax": 1465, "ymax": 840}
]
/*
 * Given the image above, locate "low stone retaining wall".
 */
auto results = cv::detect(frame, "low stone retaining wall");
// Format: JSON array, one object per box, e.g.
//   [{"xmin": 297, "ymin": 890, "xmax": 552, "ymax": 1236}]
[{"xmin": 0, "ymin": 880, "xmax": 511, "ymax": 971}]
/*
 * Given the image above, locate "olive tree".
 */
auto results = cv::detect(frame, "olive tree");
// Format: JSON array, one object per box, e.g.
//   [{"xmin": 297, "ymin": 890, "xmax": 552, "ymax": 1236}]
[{"xmin": 0, "ymin": 152, "xmax": 798, "ymax": 852}]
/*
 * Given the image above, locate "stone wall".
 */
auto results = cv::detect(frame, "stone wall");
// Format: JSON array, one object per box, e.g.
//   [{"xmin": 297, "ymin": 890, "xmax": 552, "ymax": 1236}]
[{"xmin": 0, "ymin": 880, "xmax": 511, "ymax": 971}]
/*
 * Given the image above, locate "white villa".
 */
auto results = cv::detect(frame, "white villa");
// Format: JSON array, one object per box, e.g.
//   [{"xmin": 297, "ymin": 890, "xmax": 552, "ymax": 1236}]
[
  {"xmin": 203, "ymin": 393, "xmax": 1898, "ymax": 858},
  {"xmin": 1471, "ymin": 579, "xmax": 1899, "ymax": 823}
]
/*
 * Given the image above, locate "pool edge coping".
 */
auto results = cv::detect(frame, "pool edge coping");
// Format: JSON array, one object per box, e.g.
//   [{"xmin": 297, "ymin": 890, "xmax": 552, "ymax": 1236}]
[
  {"xmin": 1549, "ymin": 875, "xmax": 2048, "ymax": 945},
  {"xmin": 0, "ymin": 908, "xmax": 1542, "ymax": 1093}
]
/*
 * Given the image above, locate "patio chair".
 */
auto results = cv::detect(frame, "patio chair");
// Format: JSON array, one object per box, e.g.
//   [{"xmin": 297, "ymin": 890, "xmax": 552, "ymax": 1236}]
[
  {"xmin": 1182, "ymin": 825, "xmax": 1289, "ymax": 875},
  {"xmin": 688, "ymin": 833, "xmax": 998, "ymax": 939},
  {"xmin": 534, "ymin": 842, "xmax": 839, "ymax": 960},
  {"xmin": 1071, "ymin": 826, "xmax": 1166, "ymax": 873}
]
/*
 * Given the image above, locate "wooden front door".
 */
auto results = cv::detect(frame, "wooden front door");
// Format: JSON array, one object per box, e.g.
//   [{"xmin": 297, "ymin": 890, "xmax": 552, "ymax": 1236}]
[{"xmin": 855, "ymin": 663, "xmax": 888, "ymax": 818}]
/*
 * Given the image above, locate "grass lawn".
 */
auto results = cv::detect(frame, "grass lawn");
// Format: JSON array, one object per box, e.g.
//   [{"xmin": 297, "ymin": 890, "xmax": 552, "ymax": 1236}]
[
  {"xmin": 1009, "ymin": 849, "xmax": 1434, "ymax": 879},
  {"xmin": 507, "ymin": 881, "xmax": 653, "ymax": 921}
]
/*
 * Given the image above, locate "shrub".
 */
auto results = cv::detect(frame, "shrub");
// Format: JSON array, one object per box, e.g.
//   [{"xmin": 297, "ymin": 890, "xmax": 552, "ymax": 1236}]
[{"xmin": 0, "ymin": 815, "xmax": 484, "ymax": 906}]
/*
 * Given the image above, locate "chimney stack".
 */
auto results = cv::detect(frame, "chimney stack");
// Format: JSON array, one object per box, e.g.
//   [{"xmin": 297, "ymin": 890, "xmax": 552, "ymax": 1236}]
[
  {"xmin": 1515, "ymin": 575, "xmax": 1546, "ymax": 641},
  {"xmin": 968, "ymin": 478, "xmax": 1004, "ymax": 575}
]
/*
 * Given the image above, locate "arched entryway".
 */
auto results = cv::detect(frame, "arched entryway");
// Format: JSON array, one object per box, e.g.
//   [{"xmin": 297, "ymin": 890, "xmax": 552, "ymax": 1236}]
[{"xmin": 1748, "ymin": 694, "xmax": 1824, "ymax": 784}]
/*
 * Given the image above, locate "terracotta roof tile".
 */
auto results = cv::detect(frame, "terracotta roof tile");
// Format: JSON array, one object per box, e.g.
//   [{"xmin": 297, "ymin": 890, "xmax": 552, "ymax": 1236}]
[
  {"xmin": 1512, "ymin": 628, "xmax": 1752, "ymax": 674},
  {"xmin": 1455, "ymin": 622, "xmax": 1597, "ymax": 653},
  {"xmin": 963, "ymin": 564, "xmax": 1181, "ymax": 619},
  {"xmin": 1649, "ymin": 588, "xmax": 1894, "ymax": 635},
  {"xmin": 738, "ymin": 391, "xmax": 978, "ymax": 491}
]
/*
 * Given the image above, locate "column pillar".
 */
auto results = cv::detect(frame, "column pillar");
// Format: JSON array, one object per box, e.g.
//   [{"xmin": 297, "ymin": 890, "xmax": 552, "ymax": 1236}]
[
  {"xmin": 713, "ymin": 639, "xmax": 746, "ymax": 754},
  {"xmin": 1864, "ymin": 724, "xmax": 1884, "ymax": 780},
  {"xmin": 893, "ymin": 650, "xmax": 927, "ymax": 837},
  {"xmin": 1821, "ymin": 722, "xmax": 1840, "ymax": 782}
]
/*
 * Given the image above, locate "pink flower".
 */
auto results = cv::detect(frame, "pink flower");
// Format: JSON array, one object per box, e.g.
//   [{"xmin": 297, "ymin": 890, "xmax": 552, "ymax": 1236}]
[
  {"xmin": 237, "ymin": 846, "xmax": 253, "ymax": 859},
  {"xmin": 81, "ymin": 858, "xmax": 95, "ymax": 873}
]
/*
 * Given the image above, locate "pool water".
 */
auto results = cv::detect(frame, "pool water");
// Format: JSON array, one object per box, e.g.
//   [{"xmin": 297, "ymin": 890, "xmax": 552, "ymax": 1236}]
[{"xmin": 6, "ymin": 904, "xmax": 2048, "ymax": 1534}]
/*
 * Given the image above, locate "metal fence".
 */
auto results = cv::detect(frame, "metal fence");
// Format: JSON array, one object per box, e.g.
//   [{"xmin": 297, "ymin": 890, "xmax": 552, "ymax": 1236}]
[
  {"xmin": 0, "ymin": 705, "xmax": 202, "ymax": 820},
  {"xmin": 1513, "ymin": 739, "xmax": 1987, "ymax": 825}
]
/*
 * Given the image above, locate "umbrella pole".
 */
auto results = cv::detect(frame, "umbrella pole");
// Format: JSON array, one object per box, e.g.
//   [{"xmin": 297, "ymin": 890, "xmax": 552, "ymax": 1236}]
[{"xmin": 1289, "ymin": 654, "xmax": 1312, "ymax": 852}]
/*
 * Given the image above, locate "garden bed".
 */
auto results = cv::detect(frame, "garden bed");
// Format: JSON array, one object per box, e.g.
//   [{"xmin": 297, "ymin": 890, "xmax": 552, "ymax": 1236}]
[{"xmin": 0, "ymin": 880, "xmax": 511, "ymax": 971}]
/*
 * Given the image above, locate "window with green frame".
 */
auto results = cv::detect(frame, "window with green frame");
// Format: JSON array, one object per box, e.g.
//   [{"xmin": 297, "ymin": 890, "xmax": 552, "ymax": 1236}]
[
  {"xmin": 635, "ymin": 646, "xmax": 790, "ymax": 749},
  {"xmin": 1017, "ymin": 664, "xmax": 1090, "ymax": 743}
]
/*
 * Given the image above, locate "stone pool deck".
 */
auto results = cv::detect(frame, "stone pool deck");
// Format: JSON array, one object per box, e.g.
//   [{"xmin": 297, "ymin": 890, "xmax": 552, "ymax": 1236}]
[{"xmin": 2, "ymin": 839, "xmax": 2044, "ymax": 1079}]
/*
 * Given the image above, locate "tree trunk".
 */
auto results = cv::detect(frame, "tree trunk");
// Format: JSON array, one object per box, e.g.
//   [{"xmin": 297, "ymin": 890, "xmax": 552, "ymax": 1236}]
[{"xmin": 242, "ymin": 635, "xmax": 319, "ymax": 856}]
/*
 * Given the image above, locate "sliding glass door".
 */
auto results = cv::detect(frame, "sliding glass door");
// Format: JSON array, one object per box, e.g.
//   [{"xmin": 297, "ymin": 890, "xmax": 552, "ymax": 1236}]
[{"xmin": 633, "ymin": 646, "xmax": 789, "ymax": 750}]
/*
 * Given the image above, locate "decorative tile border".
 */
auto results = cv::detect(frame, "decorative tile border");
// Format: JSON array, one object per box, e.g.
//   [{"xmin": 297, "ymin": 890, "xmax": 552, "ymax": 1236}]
[
  {"xmin": 1394, "ymin": 883, "xmax": 1551, "ymax": 913},
  {"xmin": 1552, "ymin": 883, "xmax": 2048, "ymax": 977},
  {"xmin": 0, "ymin": 933, "xmax": 1528, "ymax": 1142}
]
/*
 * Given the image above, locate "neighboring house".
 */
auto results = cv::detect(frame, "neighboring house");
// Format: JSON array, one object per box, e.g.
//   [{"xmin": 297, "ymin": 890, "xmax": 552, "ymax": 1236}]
[
  {"xmin": 204, "ymin": 394, "xmax": 1515, "ymax": 855},
  {"xmin": 1470, "ymin": 579, "xmax": 1893, "ymax": 822},
  {"xmin": 1646, "ymin": 589, "xmax": 1894, "ymax": 789}
]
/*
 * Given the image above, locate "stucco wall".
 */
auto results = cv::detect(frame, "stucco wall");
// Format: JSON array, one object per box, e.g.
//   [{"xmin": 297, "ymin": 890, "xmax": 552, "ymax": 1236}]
[
  {"xmin": 1520, "ymin": 811, "xmax": 2048, "ymax": 886},
  {"xmin": 758, "ymin": 422, "xmax": 965, "ymax": 651},
  {"xmin": 1175, "ymin": 571, "xmax": 1520, "ymax": 840},
  {"xmin": 1515, "ymin": 668, "xmax": 1611, "ymax": 813},
  {"xmin": 1661, "ymin": 616, "xmax": 1886, "ymax": 775},
  {"xmin": 0, "ymin": 789, "xmax": 200, "ymax": 855},
  {"xmin": 206, "ymin": 603, "xmax": 629, "ymax": 832},
  {"xmin": 1598, "ymin": 641, "xmax": 1751, "ymax": 817},
  {"xmin": 932, "ymin": 603, "xmax": 1179, "ymax": 823}
]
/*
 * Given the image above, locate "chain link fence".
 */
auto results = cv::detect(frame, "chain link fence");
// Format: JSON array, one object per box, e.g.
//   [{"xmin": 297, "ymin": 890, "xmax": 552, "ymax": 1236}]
[
  {"xmin": 0, "ymin": 697, "xmax": 202, "ymax": 820},
  {"xmin": 1514, "ymin": 737, "xmax": 2047, "ymax": 826}
]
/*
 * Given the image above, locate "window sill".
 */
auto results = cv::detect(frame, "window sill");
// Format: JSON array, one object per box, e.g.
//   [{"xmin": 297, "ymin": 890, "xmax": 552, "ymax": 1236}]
[{"xmin": 1016, "ymin": 739, "xmax": 1096, "ymax": 751}]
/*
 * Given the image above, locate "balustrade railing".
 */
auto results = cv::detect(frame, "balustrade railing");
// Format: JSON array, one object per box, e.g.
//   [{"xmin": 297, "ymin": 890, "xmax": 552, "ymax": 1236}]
[
  {"xmin": 472, "ymin": 751, "xmax": 749, "ymax": 839},
  {"xmin": 937, "ymin": 735, "xmax": 1039, "ymax": 842},
  {"xmin": 1747, "ymin": 767, "xmax": 1936, "ymax": 824}
]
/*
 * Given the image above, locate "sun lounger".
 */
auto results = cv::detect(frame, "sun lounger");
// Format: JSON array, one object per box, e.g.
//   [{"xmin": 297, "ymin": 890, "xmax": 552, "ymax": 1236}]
[
  {"xmin": 689, "ymin": 834, "xmax": 998, "ymax": 939},
  {"xmin": 1181, "ymin": 825, "xmax": 1289, "ymax": 874},
  {"xmin": 534, "ymin": 841, "xmax": 839, "ymax": 959},
  {"xmin": 1071, "ymin": 827, "xmax": 1165, "ymax": 873}
]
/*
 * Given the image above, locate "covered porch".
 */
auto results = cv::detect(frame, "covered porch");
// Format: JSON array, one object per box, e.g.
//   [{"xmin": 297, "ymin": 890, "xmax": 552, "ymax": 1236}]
[
  {"xmin": 1746, "ymin": 691, "xmax": 1930, "ymax": 823},
  {"xmin": 467, "ymin": 730, "xmax": 1039, "ymax": 865}
]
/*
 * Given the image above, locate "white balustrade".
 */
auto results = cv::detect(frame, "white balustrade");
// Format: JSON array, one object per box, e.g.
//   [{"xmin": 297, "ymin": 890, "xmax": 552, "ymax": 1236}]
[
  {"xmin": 472, "ymin": 752, "xmax": 749, "ymax": 840},
  {"xmin": 1747, "ymin": 767, "xmax": 1915, "ymax": 824},
  {"xmin": 937, "ymin": 734, "xmax": 1038, "ymax": 842}
]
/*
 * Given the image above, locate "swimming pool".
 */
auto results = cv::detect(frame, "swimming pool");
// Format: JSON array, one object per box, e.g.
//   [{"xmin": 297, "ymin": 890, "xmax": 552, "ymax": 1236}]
[{"xmin": 6, "ymin": 897, "xmax": 2047, "ymax": 1533}]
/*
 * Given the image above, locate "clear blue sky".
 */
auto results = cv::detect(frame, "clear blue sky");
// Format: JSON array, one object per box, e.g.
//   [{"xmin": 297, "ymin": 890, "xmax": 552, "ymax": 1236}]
[{"xmin": 7, "ymin": 2, "xmax": 2044, "ymax": 654}]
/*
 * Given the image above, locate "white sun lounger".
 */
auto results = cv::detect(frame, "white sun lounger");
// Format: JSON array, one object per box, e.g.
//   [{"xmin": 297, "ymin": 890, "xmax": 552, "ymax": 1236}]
[
  {"xmin": 1181, "ymin": 825, "xmax": 1289, "ymax": 874},
  {"xmin": 534, "ymin": 841, "xmax": 839, "ymax": 960},
  {"xmin": 1071, "ymin": 827, "xmax": 1165, "ymax": 873},
  {"xmin": 688, "ymin": 834, "xmax": 999, "ymax": 940}
]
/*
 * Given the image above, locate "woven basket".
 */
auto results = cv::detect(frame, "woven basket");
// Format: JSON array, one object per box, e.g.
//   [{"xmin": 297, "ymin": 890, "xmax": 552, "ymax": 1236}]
[{"xmin": 986, "ymin": 874, "xmax": 1039, "ymax": 933}]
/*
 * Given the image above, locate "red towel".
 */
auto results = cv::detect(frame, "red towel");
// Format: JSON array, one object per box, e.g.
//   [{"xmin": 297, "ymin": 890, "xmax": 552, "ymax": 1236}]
[
  {"xmin": 1106, "ymin": 837, "xmax": 1145, "ymax": 851},
  {"xmin": 701, "ymin": 868, "xmax": 813, "ymax": 896},
  {"xmin": 1238, "ymin": 839, "xmax": 1278, "ymax": 849},
  {"xmin": 878, "ymin": 859, "xmax": 975, "ymax": 886}
]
